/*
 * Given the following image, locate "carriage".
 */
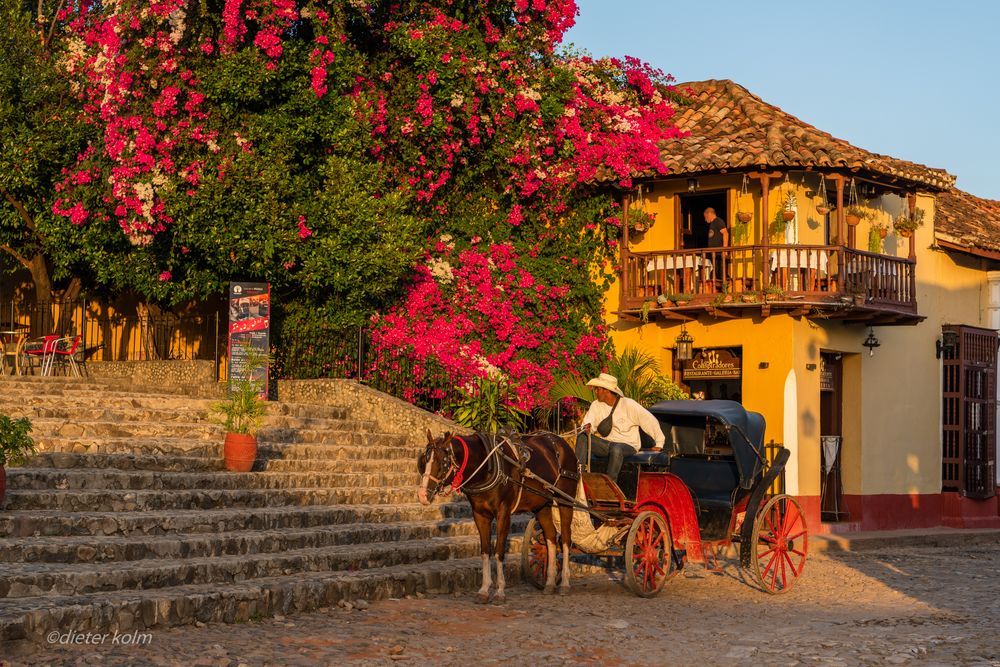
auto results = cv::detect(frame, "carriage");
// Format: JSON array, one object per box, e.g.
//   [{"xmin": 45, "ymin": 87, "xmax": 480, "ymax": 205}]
[{"xmin": 520, "ymin": 400, "xmax": 808, "ymax": 596}]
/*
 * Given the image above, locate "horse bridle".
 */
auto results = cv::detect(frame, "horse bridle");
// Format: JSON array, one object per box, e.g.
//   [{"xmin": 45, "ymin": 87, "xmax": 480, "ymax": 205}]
[{"xmin": 421, "ymin": 437, "xmax": 462, "ymax": 501}]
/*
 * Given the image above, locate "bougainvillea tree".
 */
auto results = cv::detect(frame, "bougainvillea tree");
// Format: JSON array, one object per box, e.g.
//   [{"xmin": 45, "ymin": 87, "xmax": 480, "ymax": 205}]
[{"xmin": 31, "ymin": 0, "xmax": 683, "ymax": 411}]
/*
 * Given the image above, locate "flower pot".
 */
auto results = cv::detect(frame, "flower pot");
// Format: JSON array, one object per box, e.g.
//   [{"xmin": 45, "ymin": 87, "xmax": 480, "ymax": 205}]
[
  {"xmin": 224, "ymin": 433, "xmax": 257, "ymax": 472},
  {"xmin": 737, "ymin": 212, "xmax": 752, "ymax": 224},
  {"xmin": 896, "ymin": 227, "xmax": 913, "ymax": 238},
  {"xmin": 816, "ymin": 206, "xmax": 830, "ymax": 216},
  {"xmin": 846, "ymin": 214, "xmax": 861, "ymax": 226},
  {"xmin": 879, "ymin": 228, "xmax": 888, "ymax": 239},
  {"xmin": 782, "ymin": 210, "xmax": 796, "ymax": 222},
  {"xmin": 741, "ymin": 293, "xmax": 757, "ymax": 303}
]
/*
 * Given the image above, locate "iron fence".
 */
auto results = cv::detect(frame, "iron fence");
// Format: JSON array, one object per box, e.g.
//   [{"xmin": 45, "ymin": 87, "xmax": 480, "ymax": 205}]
[{"xmin": 0, "ymin": 299, "xmax": 222, "ymax": 364}]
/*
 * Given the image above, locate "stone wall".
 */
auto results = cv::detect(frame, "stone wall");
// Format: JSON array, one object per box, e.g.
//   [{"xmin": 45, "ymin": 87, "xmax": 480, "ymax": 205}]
[
  {"xmin": 87, "ymin": 360, "xmax": 221, "ymax": 395},
  {"xmin": 276, "ymin": 378, "xmax": 468, "ymax": 446}
]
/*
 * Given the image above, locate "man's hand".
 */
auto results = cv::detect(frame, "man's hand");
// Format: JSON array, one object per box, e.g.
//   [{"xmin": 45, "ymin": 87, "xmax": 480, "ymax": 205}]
[{"xmin": 582, "ymin": 423, "xmax": 592, "ymax": 434}]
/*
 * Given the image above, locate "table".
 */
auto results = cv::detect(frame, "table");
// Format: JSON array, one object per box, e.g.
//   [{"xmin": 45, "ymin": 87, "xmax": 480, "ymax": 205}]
[
  {"xmin": 645, "ymin": 256, "xmax": 714, "ymax": 294},
  {"xmin": 769, "ymin": 250, "xmax": 829, "ymax": 291}
]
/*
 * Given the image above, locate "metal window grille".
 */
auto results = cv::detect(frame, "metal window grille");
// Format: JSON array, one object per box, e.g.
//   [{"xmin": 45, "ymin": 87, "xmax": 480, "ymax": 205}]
[{"xmin": 941, "ymin": 324, "xmax": 998, "ymax": 499}]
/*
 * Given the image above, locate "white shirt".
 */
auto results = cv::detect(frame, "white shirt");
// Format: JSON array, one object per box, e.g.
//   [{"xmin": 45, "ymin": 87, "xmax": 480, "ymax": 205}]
[{"xmin": 582, "ymin": 396, "xmax": 666, "ymax": 452}]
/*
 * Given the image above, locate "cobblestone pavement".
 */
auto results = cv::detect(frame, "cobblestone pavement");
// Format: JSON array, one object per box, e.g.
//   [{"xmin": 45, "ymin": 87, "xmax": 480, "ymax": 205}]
[{"xmin": 11, "ymin": 544, "xmax": 1000, "ymax": 667}]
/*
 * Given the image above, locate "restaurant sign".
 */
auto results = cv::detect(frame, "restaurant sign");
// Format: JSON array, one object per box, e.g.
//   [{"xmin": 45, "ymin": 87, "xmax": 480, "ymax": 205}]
[
  {"xmin": 227, "ymin": 282, "xmax": 270, "ymax": 397},
  {"xmin": 683, "ymin": 348, "xmax": 742, "ymax": 380}
]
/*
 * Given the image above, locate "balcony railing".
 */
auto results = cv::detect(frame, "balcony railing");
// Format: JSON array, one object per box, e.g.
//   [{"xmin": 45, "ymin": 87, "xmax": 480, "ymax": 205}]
[{"xmin": 622, "ymin": 245, "xmax": 917, "ymax": 322}]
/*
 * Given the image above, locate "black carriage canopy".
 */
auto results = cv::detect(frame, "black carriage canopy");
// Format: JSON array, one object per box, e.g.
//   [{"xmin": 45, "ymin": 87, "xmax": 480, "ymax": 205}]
[{"xmin": 648, "ymin": 400, "xmax": 766, "ymax": 489}]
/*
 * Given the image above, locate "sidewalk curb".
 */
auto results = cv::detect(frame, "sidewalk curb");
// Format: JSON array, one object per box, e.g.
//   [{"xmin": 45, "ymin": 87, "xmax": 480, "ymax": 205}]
[{"xmin": 811, "ymin": 528, "xmax": 1000, "ymax": 553}]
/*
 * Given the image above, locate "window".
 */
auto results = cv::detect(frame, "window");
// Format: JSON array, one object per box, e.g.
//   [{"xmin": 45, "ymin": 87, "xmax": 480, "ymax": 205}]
[{"xmin": 941, "ymin": 325, "xmax": 998, "ymax": 499}]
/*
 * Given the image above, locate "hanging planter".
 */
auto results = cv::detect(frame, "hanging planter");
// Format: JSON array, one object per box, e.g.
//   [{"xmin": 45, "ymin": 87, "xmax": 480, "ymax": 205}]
[
  {"xmin": 893, "ymin": 208, "xmax": 925, "ymax": 237},
  {"xmin": 736, "ymin": 174, "xmax": 753, "ymax": 224},
  {"xmin": 844, "ymin": 180, "xmax": 873, "ymax": 227},
  {"xmin": 815, "ymin": 175, "xmax": 830, "ymax": 215}
]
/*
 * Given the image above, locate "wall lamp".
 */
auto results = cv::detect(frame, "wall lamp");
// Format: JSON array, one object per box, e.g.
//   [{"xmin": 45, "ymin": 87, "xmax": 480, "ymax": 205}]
[
  {"xmin": 674, "ymin": 324, "xmax": 694, "ymax": 361},
  {"xmin": 687, "ymin": 178, "xmax": 699, "ymax": 192},
  {"xmin": 935, "ymin": 331, "xmax": 959, "ymax": 359},
  {"xmin": 862, "ymin": 327, "xmax": 881, "ymax": 357}
]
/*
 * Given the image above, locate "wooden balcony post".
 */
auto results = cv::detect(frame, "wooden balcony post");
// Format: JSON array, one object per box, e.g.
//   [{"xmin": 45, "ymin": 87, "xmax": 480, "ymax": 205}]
[
  {"xmin": 832, "ymin": 175, "xmax": 845, "ymax": 246},
  {"xmin": 750, "ymin": 171, "xmax": 781, "ymax": 290},
  {"xmin": 907, "ymin": 192, "xmax": 917, "ymax": 260}
]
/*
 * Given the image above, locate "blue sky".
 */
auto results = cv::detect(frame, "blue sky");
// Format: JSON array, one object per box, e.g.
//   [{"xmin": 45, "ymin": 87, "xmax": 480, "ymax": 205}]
[{"xmin": 565, "ymin": 0, "xmax": 1000, "ymax": 200}]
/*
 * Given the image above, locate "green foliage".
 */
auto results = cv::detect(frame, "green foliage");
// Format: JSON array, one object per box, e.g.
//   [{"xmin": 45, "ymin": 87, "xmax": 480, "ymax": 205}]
[
  {"xmin": 211, "ymin": 345, "xmax": 268, "ymax": 435},
  {"xmin": 447, "ymin": 375, "xmax": 528, "ymax": 433},
  {"xmin": 893, "ymin": 208, "xmax": 925, "ymax": 234},
  {"xmin": 0, "ymin": 415, "xmax": 36, "ymax": 467},
  {"xmin": 548, "ymin": 346, "xmax": 688, "ymax": 408},
  {"xmin": 868, "ymin": 225, "xmax": 885, "ymax": 253}
]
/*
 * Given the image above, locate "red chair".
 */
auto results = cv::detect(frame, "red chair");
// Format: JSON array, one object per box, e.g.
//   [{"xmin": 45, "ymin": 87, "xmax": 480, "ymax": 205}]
[
  {"xmin": 45, "ymin": 335, "xmax": 84, "ymax": 377},
  {"xmin": 20, "ymin": 335, "xmax": 61, "ymax": 376}
]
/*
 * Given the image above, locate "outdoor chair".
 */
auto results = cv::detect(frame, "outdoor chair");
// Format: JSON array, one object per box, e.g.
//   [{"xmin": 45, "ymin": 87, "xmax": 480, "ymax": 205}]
[
  {"xmin": 46, "ymin": 335, "xmax": 84, "ymax": 377},
  {"xmin": 20, "ymin": 334, "xmax": 61, "ymax": 376},
  {"xmin": 0, "ymin": 333, "xmax": 26, "ymax": 375}
]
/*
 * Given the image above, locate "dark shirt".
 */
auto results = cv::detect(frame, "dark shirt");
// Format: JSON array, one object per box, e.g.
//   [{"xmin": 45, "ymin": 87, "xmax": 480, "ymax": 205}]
[{"xmin": 706, "ymin": 217, "xmax": 727, "ymax": 248}]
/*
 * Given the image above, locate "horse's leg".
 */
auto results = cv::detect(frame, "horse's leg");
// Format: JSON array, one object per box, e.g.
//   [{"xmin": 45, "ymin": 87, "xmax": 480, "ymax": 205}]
[
  {"xmin": 536, "ymin": 508, "xmax": 559, "ymax": 595},
  {"xmin": 472, "ymin": 510, "xmax": 493, "ymax": 603},
  {"xmin": 557, "ymin": 501, "xmax": 574, "ymax": 595},
  {"xmin": 493, "ymin": 504, "xmax": 512, "ymax": 604}
]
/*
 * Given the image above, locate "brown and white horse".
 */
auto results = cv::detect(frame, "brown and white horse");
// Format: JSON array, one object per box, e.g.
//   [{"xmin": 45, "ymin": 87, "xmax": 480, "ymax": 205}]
[{"xmin": 417, "ymin": 430, "xmax": 578, "ymax": 602}]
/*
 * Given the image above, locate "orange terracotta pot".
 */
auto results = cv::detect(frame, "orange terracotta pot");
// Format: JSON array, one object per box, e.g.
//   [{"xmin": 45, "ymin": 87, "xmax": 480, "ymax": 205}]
[
  {"xmin": 846, "ymin": 214, "xmax": 861, "ymax": 226},
  {"xmin": 224, "ymin": 433, "xmax": 257, "ymax": 472},
  {"xmin": 782, "ymin": 210, "xmax": 796, "ymax": 222}
]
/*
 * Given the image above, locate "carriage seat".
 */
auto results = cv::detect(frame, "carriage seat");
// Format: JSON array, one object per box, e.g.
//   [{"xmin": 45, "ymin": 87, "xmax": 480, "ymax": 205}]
[
  {"xmin": 668, "ymin": 456, "xmax": 740, "ymax": 509},
  {"xmin": 624, "ymin": 449, "xmax": 671, "ymax": 468}
]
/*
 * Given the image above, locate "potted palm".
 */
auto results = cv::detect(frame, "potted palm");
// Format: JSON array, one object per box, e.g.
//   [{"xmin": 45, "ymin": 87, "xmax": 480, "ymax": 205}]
[
  {"xmin": 0, "ymin": 415, "xmax": 36, "ymax": 506},
  {"xmin": 212, "ymin": 346, "xmax": 268, "ymax": 472}
]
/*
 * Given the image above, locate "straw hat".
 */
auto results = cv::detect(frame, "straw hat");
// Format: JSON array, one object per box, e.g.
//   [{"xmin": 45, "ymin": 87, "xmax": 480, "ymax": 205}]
[{"xmin": 586, "ymin": 373, "xmax": 623, "ymax": 397}]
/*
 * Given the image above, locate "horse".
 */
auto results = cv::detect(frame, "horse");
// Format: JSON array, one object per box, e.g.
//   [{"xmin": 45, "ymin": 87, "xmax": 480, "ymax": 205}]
[{"xmin": 417, "ymin": 430, "xmax": 579, "ymax": 603}]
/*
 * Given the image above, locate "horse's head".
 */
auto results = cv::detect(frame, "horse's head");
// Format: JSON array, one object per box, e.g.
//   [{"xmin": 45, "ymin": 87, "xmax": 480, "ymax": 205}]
[{"xmin": 417, "ymin": 430, "xmax": 455, "ymax": 505}]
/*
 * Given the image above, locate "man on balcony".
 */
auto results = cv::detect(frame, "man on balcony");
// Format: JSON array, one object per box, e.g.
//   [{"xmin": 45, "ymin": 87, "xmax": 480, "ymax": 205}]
[
  {"xmin": 704, "ymin": 207, "xmax": 729, "ymax": 288},
  {"xmin": 576, "ymin": 373, "xmax": 665, "ymax": 482}
]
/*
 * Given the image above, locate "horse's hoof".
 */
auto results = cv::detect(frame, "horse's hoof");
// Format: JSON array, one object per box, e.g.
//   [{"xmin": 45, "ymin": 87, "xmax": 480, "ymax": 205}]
[
  {"xmin": 491, "ymin": 592, "xmax": 506, "ymax": 605},
  {"xmin": 476, "ymin": 592, "xmax": 491, "ymax": 604},
  {"xmin": 558, "ymin": 586, "xmax": 570, "ymax": 596},
  {"xmin": 543, "ymin": 585, "xmax": 556, "ymax": 595}
]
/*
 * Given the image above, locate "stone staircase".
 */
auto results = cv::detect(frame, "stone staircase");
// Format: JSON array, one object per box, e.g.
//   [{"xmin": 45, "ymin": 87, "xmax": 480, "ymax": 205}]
[{"xmin": 0, "ymin": 376, "xmax": 522, "ymax": 651}]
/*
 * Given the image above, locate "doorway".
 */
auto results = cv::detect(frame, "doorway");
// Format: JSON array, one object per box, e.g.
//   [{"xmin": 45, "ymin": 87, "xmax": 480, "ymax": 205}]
[
  {"xmin": 819, "ymin": 352, "xmax": 846, "ymax": 521},
  {"xmin": 679, "ymin": 190, "xmax": 728, "ymax": 250}
]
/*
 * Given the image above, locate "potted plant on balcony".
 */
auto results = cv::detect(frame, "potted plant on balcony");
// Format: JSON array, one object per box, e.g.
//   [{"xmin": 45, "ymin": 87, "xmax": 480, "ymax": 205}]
[
  {"xmin": 670, "ymin": 292, "xmax": 694, "ymax": 306},
  {"xmin": 893, "ymin": 208, "xmax": 925, "ymax": 237},
  {"xmin": 763, "ymin": 285, "xmax": 786, "ymax": 302},
  {"xmin": 0, "ymin": 414, "xmax": 36, "ymax": 506},
  {"xmin": 845, "ymin": 205, "xmax": 874, "ymax": 226},
  {"xmin": 781, "ymin": 192, "xmax": 797, "ymax": 222},
  {"xmin": 628, "ymin": 208, "xmax": 656, "ymax": 235},
  {"xmin": 868, "ymin": 223, "xmax": 888, "ymax": 253},
  {"xmin": 211, "ymin": 346, "xmax": 269, "ymax": 472}
]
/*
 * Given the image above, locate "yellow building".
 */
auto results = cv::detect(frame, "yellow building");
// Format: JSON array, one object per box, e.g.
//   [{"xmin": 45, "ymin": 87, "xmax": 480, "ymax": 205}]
[{"xmin": 610, "ymin": 80, "xmax": 999, "ymax": 531}]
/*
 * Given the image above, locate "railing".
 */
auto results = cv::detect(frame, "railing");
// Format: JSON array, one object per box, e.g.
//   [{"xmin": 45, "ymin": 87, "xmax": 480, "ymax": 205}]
[
  {"xmin": 0, "ymin": 300, "xmax": 222, "ymax": 363},
  {"xmin": 623, "ymin": 244, "xmax": 916, "ymax": 312}
]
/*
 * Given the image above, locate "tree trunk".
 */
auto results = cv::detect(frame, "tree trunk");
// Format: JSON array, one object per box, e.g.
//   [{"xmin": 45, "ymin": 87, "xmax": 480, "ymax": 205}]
[{"xmin": 136, "ymin": 302, "xmax": 161, "ymax": 360}]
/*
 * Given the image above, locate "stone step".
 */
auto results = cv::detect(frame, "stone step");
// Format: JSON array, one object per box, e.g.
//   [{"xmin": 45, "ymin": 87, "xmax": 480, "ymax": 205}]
[
  {"xmin": 0, "ymin": 515, "xmax": 527, "ymax": 565},
  {"xmin": 0, "ymin": 503, "xmax": 473, "ymax": 538},
  {"xmin": 0, "ymin": 379, "xmax": 222, "ymax": 402},
  {"xmin": 0, "ymin": 534, "xmax": 488, "ymax": 598},
  {"xmin": 27, "ymin": 419, "xmax": 391, "ymax": 445},
  {"xmin": 33, "ymin": 436, "xmax": 415, "ymax": 461},
  {"xmin": 2, "ymin": 485, "xmax": 426, "ymax": 512},
  {"xmin": 0, "ymin": 555, "xmax": 524, "ymax": 649},
  {"xmin": 6, "ymin": 467, "xmax": 418, "ymax": 492},
  {"xmin": 25, "ymin": 451, "xmax": 411, "ymax": 474}
]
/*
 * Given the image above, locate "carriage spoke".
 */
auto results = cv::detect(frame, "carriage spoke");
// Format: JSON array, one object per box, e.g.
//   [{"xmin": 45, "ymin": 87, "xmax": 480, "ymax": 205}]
[
  {"xmin": 778, "ymin": 548, "xmax": 788, "ymax": 589},
  {"xmin": 756, "ymin": 545, "xmax": 778, "ymax": 559},
  {"xmin": 782, "ymin": 550, "xmax": 801, "ymax": 577},
  {"xmin": 787, "ymin": 529, "xmax": 807, "ymax": 541}
]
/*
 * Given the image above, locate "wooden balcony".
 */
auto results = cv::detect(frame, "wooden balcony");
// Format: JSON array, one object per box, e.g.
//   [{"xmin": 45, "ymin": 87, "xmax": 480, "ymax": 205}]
[{"xmin": 621, "ymin": 245, "xmax": 920, "ymax": 325}]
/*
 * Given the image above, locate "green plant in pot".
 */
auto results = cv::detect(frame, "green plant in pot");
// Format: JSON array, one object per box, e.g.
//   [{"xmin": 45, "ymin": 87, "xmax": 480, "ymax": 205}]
[
  {"xmin": 0, "ymin": 415, "xmax": 36, "ymax": 506},
  {"xmin": 212, "ymin": 346, "xmax": 268, "ymax": 472}
]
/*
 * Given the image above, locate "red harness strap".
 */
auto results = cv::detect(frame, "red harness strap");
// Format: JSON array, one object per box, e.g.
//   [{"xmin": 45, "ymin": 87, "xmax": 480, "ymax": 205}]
[{"xmin": 450, "ymin": 436, "xmax": 471, "ymax": 492}]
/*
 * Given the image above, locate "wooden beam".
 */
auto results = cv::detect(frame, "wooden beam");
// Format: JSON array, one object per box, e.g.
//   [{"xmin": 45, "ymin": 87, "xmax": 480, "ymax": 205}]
[
  {"xmin": 749, "ymin": 171, "xmax": 782, "ymax": 289},
  {"xmin": 707, "ymin": 307, "xmax": 736, "ymax": 320}
]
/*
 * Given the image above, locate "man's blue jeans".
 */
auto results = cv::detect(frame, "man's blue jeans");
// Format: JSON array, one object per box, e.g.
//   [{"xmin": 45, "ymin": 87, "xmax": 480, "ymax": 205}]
[{"xmin": 576, "ymin": 432, "xmax": 633, "ymax": 481}]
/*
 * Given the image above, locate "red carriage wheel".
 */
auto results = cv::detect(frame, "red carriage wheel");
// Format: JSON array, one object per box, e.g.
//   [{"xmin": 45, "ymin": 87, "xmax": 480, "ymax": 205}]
[
  {"xmin": 623, "ymin": 511, "xmax": 672, "ymax": 598},
  {"xmin": 750, "ymin": 494, "xmax": 808, "ymax": 594},
  {"xmin": 520, "ymin": 517, "xmax": 555, "ymax": 590}
]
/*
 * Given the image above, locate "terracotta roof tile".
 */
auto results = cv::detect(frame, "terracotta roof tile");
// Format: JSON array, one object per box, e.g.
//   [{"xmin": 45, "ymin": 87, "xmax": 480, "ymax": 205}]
[
  {"xmin": 655, "ymin": 80, "xmax": 956, "ymax": 191},
  {"xmin": 934, "ymin": 189, "xmax": 1000, "ymax": 254}
]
